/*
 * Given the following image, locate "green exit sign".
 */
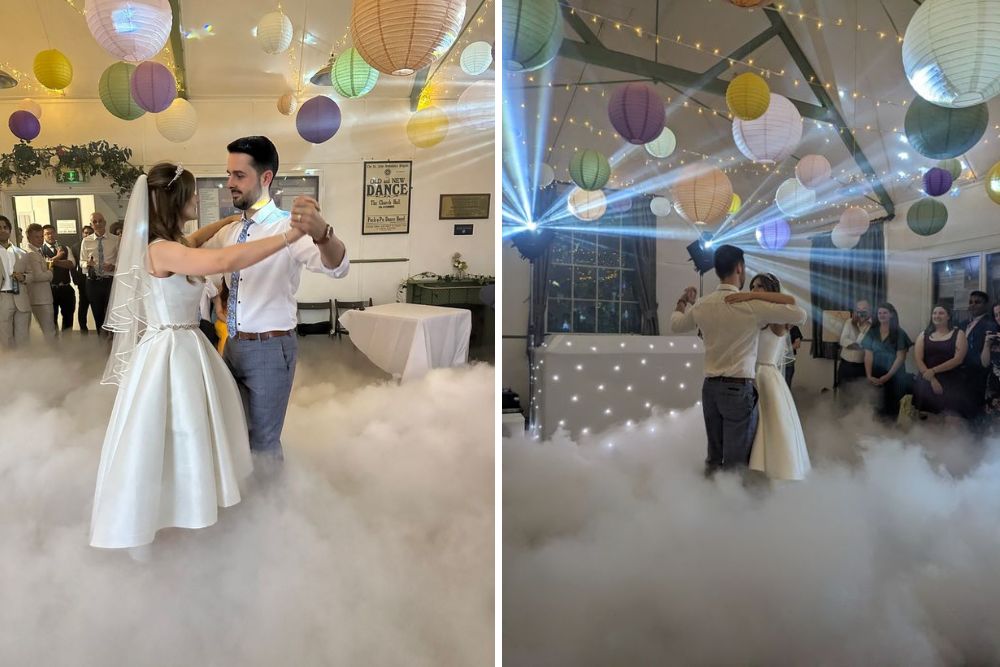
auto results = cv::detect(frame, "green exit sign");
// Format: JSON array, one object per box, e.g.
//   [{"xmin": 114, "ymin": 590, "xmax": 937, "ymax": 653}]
[{"xmin": 55, "ymin": 169, "xmax": 88, "ymax": 183}]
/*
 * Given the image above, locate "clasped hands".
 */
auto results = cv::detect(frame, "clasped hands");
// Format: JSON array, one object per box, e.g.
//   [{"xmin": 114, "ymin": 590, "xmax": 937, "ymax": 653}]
[
  {"xmin": 675, "ymin": 286, "xmax": 698, "ymax": 311},
  {"xmin": 289, "ymin": 196, "xmax": 329, "ymax": 241}
]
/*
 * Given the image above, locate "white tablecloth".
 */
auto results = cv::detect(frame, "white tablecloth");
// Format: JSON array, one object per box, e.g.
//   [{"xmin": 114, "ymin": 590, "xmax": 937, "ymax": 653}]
[{"xmin": 339, "ymin": 303, "xmax": 471, "ymax": 381}]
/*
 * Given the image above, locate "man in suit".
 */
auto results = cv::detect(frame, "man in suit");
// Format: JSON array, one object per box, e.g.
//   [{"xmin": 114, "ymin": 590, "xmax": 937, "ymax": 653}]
[
  {"xmin": 40, "ymin": 224, "xmax": 76, "ymax": 332},
  {"xmin": 70, "ymin": 223, "xmax": 93, "ymax": 333},
  {"xmin": 0, "ymin": 215, "xmax": 31, "ymax": 348},
  {"xmin": 19, "ymin": 223, "xmax": 56, "ymax": 339},
  {"xmin": 960, "ymin": 290, "xmax": 997, "ymax": 420}
]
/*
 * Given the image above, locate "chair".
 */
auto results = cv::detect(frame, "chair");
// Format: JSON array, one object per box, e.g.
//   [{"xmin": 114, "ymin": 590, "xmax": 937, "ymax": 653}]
[
  {"xmin": 333, "ymin": 298, "xmax": 373, "ymax": 339},
  {"xmin": 295, "ymin": 300, "xmax": 333, "ymax": 336}
]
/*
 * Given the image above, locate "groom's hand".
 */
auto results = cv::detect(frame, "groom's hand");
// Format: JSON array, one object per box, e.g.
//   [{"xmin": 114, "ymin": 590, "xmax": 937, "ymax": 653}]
[{"xmin": 290, "ymin": 196, "xmax": 328, "ymax": 240}]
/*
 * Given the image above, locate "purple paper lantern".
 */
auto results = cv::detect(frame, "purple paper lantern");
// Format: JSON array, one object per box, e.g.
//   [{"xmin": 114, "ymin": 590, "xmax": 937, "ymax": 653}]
[
  {"xmin": 8, "ymin": 110, "xmax": 40, "ymax": 141},
  {"xmin": 296, "ymin": 96, "xmax": 342, "ymax": 144},
  {"xmin": 607, "ymin": 83, "xmax": 665, "ymax": 145},
  {"xmin": 755, "ymin": 218, "xmax": 791, "ymax": 250},
  {"xmin": 923, "ymin": 167, "xmax": 954, "ymax": 197},
  {"xmin": 130, "ymin": 61, "xmax": 176, "ymax": 113}
]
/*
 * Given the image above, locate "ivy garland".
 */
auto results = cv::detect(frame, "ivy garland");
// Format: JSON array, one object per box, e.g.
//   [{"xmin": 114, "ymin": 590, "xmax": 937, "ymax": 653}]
[{"xmin": 0, "ymin": 140, "xmax": 144, "ymax": 198}]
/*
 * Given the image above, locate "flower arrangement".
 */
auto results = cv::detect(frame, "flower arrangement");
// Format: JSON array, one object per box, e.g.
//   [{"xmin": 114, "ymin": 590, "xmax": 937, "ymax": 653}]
[
  {"xmin": 0, "ymin": 140, "xmax": 144, "ymax": 198},
  {"xmin": 452, "ymin": 252, "xmax": 469, "ymax": 278}
]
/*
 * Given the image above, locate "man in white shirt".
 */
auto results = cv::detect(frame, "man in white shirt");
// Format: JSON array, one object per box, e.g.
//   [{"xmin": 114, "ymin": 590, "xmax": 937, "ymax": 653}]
[
  {"xmin": 20, "ymin": 223, "xmax": 56, "ymax": 340},
  {"xmin": 670, "ymin": 245, "xmax": 806, "ymax": 476},
  {"xmin": 838, "ymin": 300, "xmax": 871, "ymax": 386},
  {"xmin": 203, "ymin": 136, "xmax": 349, "ymax": 460},
  {"xmin": 79, "ymin": 213, "xmax": 120, "ymax": 338},
  {"xmin": 0, "ymin": 216, "xmax": 31, "ymax": 348}
]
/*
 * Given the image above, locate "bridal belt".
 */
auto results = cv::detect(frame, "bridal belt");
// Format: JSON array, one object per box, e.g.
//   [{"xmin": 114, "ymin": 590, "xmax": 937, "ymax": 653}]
[{"xmin": 148, "ymin": 323, "xmax": 200, "ymax": 331}]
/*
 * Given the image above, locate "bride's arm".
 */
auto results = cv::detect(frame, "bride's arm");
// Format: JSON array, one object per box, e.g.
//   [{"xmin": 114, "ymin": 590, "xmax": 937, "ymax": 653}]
[
  {"xmin": 184, "ymin": 215, "xmax": 241, "ymax": 248},
  {"xmin": 148, "ymin": 228, "xmax": 304, "ymax": 277},
  {"xmin": 725, "ymin": 291, "xmax": 795, "ymax": 305}
]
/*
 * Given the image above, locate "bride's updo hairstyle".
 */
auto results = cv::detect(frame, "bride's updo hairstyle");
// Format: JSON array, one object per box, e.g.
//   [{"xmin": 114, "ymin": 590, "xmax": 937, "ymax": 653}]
[
  {"xmin": 750, "ymin": 272, "xmax": 781, "ymax": 293},
  {"xmin": 147, "ymin": 162, "xmax": 196, "ymax": 243}
]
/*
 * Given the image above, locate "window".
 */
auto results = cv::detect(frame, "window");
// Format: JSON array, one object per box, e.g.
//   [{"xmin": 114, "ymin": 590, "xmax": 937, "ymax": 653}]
[
  {"xmin": 932, "ymin": 254, "xmax": 982, "ymax": 323},
  {"xmin": 546, "ymin": 223, "xmax": 640, "ymax": 334}
]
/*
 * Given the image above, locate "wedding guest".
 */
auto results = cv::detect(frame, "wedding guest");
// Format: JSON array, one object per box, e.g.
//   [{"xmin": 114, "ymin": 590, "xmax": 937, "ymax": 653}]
[
  {"xmin": 913, "ymin": 305, "xmax": 967, "ymax": 420},
  {"xmin": 109, "ymin": 221, "xmax": 123, "ymax": 237},
  {"xmin": 40, "ymin": 224, "xmax": 77, "ymax": 332},
  {"xmin": 70, "ymin": 224, "xmax": 93, "ymax": 333},
  {"xmin": 79, "ymin": 213, "xmax": 120, "ymax": 337},
  {"xmin": 0, "ymin": 215, "xmax": 30, "ymax": 348},
  {"xmin": 838, "ymin": 299, "xmax": 872, "ymax": 386},
  {"xmin": 785, "ymin": 324, "xmax": 803, "ymax": 387},
  {"xmin": 861, "ymin": 302, "xmax": 913, "ymax": 421},
  {"xmin": 981, "ymin": 303, "xmax": 1000, "ymax": 426},
  {"xmin": 18, "ymin": 224, "xmax": 56, "ymax": 340},
  {"xmin": 959, "ymin": 290, "xmax": 997, "ymax": 419}
]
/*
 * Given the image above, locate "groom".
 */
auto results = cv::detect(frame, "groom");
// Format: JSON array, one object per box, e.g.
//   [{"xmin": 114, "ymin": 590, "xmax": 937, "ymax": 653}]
[
  {"xmin": 204, "ymin": 136, "xmax": 349, "ymax": 460},
  {"xmin": 670, "ymin": 245, "xmax": 806, "ymax": 476}
]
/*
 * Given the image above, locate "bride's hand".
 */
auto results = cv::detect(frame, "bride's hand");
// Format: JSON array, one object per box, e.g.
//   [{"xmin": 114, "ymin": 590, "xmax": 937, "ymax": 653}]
[
  {"xmin": 725, "ymin": 292, "xmax": 754, "ymax": 304},
  {"xmin": 285, "ymin": 225, "xmax": 306, "ymax": 243}
]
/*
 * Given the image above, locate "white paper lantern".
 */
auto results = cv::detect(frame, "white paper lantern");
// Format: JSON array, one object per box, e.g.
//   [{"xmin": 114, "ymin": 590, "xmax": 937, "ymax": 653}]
[
  {"xmin": 839, "ymin": 206, "xmax": 870, "ymax": 236},
  {"xmin": 537, "ymin": 163, "xmax": 555, "ymax": 188},
  {"xmin": 85, "ymin": 0, "xmax": 172, "ymax": 62},
  {"xmin": 795, "ymin": 154, "xmax": 831, "ymax": 189},
  {"xmin": 155, "ymin": 98, "xmax": 197, "ymax": 142},
  {"xmin": 567, "ymin": 188, "xmax": 607, "ymax": 221},
  {"xmin": 831, "ymin": 224, "xmax": 861, "ymax": 249},
  {"xmin": 256, "ymin": 10, "xmax": 294, "ymax": 55},
  {"xmin": 903, "ymin": 0, "xmax": 1000, "ymax": 108},
  {"xmin": 644, "ymin": 127, "xmax": 676, "ymax": 158},
  {"xmin": 457, "ymin": 80, "xmax": 494, "ymax": 132},
  {"xmin": 650, "ymin": 196, "xmax": 673, "ymax": 217},
  {"xmin": 774, "ymin": 178, "xmax": 815, "ymax": 218},
  {"xmin": 671, "ymin": 164, "xmax": 734, "ymax": 225},
  {"xmin": 277, "ymin": 91, "xmax": 297, "ymax": 116},
  {"xmin": 460, "ymin": 41, "xmax": 493, "ymax": 76},
  {"xmin": 17, "ymin": 99, "xmax": 41, "ymax": 119},
  {"xmin": 732, "ymin": 93, "xmax": 802, "ymax": 164}
]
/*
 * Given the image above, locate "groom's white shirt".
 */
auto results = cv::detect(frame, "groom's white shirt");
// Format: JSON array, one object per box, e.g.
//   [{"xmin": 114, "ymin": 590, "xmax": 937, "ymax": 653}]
[
  {"xmin": 204, "ymin": 199, "xmax": 349, "ymax": 332},
  {"xmin": 670, "ymin": 284, "xmax": 806, "ymax": 379}
]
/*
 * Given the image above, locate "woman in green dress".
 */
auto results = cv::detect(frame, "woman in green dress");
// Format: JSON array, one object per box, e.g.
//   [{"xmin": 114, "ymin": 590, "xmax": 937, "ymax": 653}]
[{"xmin": 861, "ymin": 302, "xmax": 913, "ymax": 420}]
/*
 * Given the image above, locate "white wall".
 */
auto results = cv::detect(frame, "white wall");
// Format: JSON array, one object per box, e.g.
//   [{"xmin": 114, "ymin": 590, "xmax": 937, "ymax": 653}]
[{"xmin": 0, "ymin": 97, "xmax": 495, "ymax": 307}]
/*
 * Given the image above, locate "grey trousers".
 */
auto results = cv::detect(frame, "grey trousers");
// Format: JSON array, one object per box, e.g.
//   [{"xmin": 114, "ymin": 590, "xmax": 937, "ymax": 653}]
[
  {"xmin": 701, "ymin": 379, "xmax": 759, "ymax": 474},
  {"xmin": 31, "ymin": 304, "xmax": 56, "ymax": 339},
  {"xmin": 0, "ymin": 294, "xmax": 30, "ymax": 349},
  {"xmin": 223, "ymin": 334, "xmax": 298, "ymax": 459}
]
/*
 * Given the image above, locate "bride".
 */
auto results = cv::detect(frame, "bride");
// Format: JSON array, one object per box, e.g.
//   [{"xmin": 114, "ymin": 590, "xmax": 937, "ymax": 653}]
[
  {"xmin": 90, "ymin": 163, "xmax": 307, "ymax": 550},
  {"xmin": 726, "ymin": 273, "xmax": 811, "ymax": 481}
]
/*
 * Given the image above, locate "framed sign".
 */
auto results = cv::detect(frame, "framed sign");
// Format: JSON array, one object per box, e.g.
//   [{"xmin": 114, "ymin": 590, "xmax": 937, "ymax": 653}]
[
  {"xmin": 363, "ymin": 161, "xmax": 412, "ymax": 235},
  {"xmin": 439, "ymin": 193, "xmax": 491, "ymax": 220},
  {"xmin": 195, "ymin": 175, "xmax": 320, "ymax": 227}
]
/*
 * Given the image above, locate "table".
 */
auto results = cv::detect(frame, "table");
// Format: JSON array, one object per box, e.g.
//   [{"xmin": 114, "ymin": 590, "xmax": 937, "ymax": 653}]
[
  {"xmin": 406, "ymin": 279, "xmax": 494, "ymax": 353},
  {"xmin": 535, "ymin": 334, "xmax": 705, "ymax": 439},
  {"xmin": 501, "ymin": 412, "xmax": 526, "ymax": 438},
  {"xmin": 339, "ymin": 303, "xmax": 471, "ymax": 381}
]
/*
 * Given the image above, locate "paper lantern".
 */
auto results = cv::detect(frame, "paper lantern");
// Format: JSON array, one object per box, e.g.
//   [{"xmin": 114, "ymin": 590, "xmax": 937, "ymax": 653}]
[
  {"xmin": 277, "ymin": 92, "xmax": 297, "ymax": 116},
  {"xmin": 732, "ymin": 93, "xmax": 802, "ymax": 164},
  {"xmin": 904, "ymin": 96, "xmax": 988, "ymax": 159},
  {"xmin": 839, "ymin": 207, "xmax": 870, "ymax": 236},
  {"xmin": 256, "ymin": 10, "xmax": 293, "ymax": 54},
  {"xmin": 937, "ymin": 158, "xmax": 963, "ymax": 180},
  {"xmin": 8, "ymin": 111, "xmax": 40, "ymax": 141},
  {"xmin": 86, "ymin": 0, "xmax": 172, "ymax": 62},
  {"xmin": 729, "ymin": 193, "xmax": 742, "ymax": 215},
  {"xmin": 296, "ymin": 96, "xmax": 342, "ymax": 144},
  {"xmin": 907, "ymin": 198, "xmax": 948, "ymax": 236},
  {"xmin": 774, "ymin": 178, "xmax": 815, "ymax": 218},
  {"xmin": 756, "ymin": 218, "xmax": 791, "ymax": 250},
  {"xmin": 644, "ymin": 127, "xmax": 676, "ymax": 158},
  {"xmin": 511, "ymin": 227, "xmax": 555, "ymax": 261},
  {"xmin": 130, "ymin": 61, "xmax": 176, "ymax": 113},
  {"xmin": 155, "ymin": 98, "xmax": 197, "ymax": 142},
  {"xmin": 606, "ymin": 196, "xmax": 633, "ymax": 215},
  {"xmin": 352, "ymin": 0, "xmax": 466, "ymax": 76},
  {"xmin": 33, "ymin": 49, "xmax": 73, "ymax": 90},
  {"xmin": 569, "ymin": 150, "xmax": 610, "ymax": 191},
  {"xmin": 457, "ymin": 80, "xmax": 494, "ymax": 132},
  {"xmin": 17, "ymin": 99, "xmax": 41, "ymax": 119},
  {"xmin": 987, "ymin": 161, "xmax": 1000, "ymax": 205},
  {"xmin": 407, "ymin": 106, "xmax": 449, "ymax": 147},
  {"xmin": 726, "ymin": 72, "xmax": 770, "ymax": 121},
  {"xmin": 567, "ymin": 188, "xmax": 607, "ymax": 221},
  {"xmin": 460, "ymin": 41, "xmax": 493, "ymax": 75},
  {"xmin": 99, "ymin": 62, "xmax": 144, "ymax": 120},
  {"xmin": 608, "ymin": 83, "xmax": 665, "ymax": 144},
  {"xmin": 795, "ymin": 154, "xmax": 832, "ymax": 189},
  {"xmin": 537, "ymin": 163, "xmax": 555, "ymax": 188},
  {"xmin": 923, "ymin": 167, "xmax": 954, "ymax": 196},
  {"xmin": 831, "ymin": 225, "xmax": 861, "ymax": 249},
  {"xmin": 671, "ymin": 164, "xmax": 734, "ymax": 225},
  {"xmin": 729, "ymin": 0, "xmax": 766, "ymax": 5},
  {"xmin": 332, "ymin": 48, "xmax": 379, "ymax": 99},
  {"xmin": 650, "ymin": 197, "xmax": 673, "ymax": 217},
  {"xmin": 903, "ymin": 0, "xmax": 1000, "ymax": 108},
  {"xmin": 502, "ymin": 0, "xmax": 562, "ymax": 72}
]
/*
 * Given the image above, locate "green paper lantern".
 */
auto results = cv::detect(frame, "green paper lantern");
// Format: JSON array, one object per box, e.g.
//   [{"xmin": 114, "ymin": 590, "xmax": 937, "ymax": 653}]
[
  {"xmin": 904, "ymin": 96, "xmax": 988, "ymax": 159},
  {"xmin": 569, "ymin": 149, "xmax": 610, "ymax": 191},
  {"xmin": 937, "ymin": 158, "xmax": 963, "ymax": 180},
  {"xmin": 907, "ymin": 198, "xmax": 948, "ymax": 236},
  {"xmin": 502, "ymin": 0, "xmax": 562, "ymax": 72},
  {"xmin": 99, "ymin": 62, "xmax": 144, "ymax": 121},
  {"xmin": 332, "ymin": 48, "xmax": 379, "ymax": 99}
]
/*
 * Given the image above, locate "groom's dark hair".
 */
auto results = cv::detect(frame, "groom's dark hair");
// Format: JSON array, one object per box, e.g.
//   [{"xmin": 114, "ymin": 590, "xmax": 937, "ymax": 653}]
[
  {"xmin": 227, "ymin": 136, "xmax": 279, "ymax": 180},
  {"xmin": 713, "ymin": 244, "xmax": 744, "ymax": 279}
]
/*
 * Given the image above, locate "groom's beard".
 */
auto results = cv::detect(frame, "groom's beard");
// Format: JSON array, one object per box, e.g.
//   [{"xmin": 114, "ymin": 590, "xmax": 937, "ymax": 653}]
[{"xmin": 231, "ymin": 185, "xmax": 262, "ymax": 211}]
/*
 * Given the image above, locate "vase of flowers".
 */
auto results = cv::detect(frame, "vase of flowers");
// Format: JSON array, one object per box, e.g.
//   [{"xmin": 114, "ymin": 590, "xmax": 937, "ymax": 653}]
[{"xmin": 451, "ymin": 252, "xmax": 469, "ymax": 280}]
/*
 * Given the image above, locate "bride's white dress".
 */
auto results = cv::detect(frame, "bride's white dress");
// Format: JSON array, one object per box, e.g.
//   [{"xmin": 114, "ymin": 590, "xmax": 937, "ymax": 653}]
[
  {"xmin": 90, "ymin": 273, "xmax": 253, "ymax": 549},
  {"xmin": 749, "ymin": 329, "xmax": 810, "ymax": 480}
]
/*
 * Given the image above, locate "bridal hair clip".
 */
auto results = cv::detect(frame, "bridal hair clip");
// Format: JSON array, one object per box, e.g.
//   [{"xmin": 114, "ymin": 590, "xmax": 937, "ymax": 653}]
[{"xmin": 167, "ymin": 164, "xmax": 184, "ymax": 189}]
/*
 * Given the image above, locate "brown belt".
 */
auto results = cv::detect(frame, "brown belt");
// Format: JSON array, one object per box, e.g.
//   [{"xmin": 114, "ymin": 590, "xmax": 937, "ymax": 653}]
[
  {"xmin": 705, "ymin": 376, "xmax": 753, "ymax": 384},
  {"xmin": 235, "ymin": 329, "xmax": 294, "ymax": 341}
]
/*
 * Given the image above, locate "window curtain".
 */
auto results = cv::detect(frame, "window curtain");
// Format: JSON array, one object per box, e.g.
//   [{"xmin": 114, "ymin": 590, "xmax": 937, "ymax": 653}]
[
  {"xmin": 526, "ymin": 184, "xmax": 560, "ymax": 351},
  {"xmin": 621, "ymin": 199, "xmax": 659, "ymax": 334},
  {"xmin": 809, "ymin": 217, "xmax": 887, "ymax": 358}
]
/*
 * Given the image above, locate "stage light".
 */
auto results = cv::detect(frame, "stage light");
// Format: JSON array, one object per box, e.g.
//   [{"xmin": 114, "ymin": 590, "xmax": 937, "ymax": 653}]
[{"xmin": 525, "ymin": 221, "xmax": 538, "ymax": 231}]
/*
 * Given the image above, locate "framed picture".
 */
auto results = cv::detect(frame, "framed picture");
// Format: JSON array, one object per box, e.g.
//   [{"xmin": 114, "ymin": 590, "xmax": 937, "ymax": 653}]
[
  {"xmin": 195, "ymin": 175, "xmax": 320, "ymax": 227},
  {"xmin": 439, "ymin": 193, "xmax": 491, "ymax": 220},
  {"xmin": 363, "ymin": 161, "xmax": 412, "ymax": 235}
]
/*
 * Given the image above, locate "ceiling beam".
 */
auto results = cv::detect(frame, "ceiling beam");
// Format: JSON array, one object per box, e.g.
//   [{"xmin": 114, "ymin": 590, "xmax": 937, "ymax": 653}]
[
  {"xmin": 168, "ymin": 0, "xmax": 188, "ymax": 98},
  {"xmin": 561, "ymin": 4, "xmax": 602, "ymax": 46}
]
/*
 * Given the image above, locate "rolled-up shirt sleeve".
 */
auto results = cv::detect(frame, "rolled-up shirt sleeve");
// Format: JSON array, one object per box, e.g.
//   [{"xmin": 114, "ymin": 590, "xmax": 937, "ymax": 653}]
[
  {"xmin": 288, "ymin": 233, "xmax": 349, "ymax": 279},
  {"xmin": 670, "ymin": 305, "xmax": 697, "ymax": 333}
]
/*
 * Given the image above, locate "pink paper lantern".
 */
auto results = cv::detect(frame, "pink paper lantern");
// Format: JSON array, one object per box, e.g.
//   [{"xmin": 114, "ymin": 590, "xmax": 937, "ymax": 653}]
[
  {"xmin": 9, "ymin": 111, "xmax": 40, "ymax": 141},
  {"xmin": 130, "ymin": 61, "xmax": 176, "ymax": 113},
  {"xmin": 607, "ymin": 83, "xmax": 665, "ymax": 145}
]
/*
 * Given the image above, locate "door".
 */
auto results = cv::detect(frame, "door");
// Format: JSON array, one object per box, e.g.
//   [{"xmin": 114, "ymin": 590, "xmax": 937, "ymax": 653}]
[{"xmin": 47, "ymin": 198, "xmax": 83, "ymax": 247}]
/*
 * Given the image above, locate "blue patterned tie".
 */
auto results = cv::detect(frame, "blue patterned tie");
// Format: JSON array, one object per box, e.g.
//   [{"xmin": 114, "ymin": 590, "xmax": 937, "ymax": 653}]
[
  {"xmin": 97, "ymin": 236, "xmax": 105, "ymax": 275},
  {"xmin": 226, "ymin": 218, "xmax": 253, "ymax": 337}
]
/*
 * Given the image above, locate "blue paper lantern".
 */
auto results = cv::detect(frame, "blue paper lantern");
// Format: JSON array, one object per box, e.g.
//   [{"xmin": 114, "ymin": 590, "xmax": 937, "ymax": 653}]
[{"xmin": 756, "ymin": 218, "xmax": 791, "ymax": 250}]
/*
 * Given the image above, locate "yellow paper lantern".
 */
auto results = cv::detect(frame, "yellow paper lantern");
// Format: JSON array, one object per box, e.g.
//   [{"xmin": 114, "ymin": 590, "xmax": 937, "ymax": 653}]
[
  {"xmin": 987, "ymin": 161, "xmax": 1000, "ymax": 205},
  {"xmin": 729, "ymin": 193, "xmax": 742, "ymax": 214},
  {"xmin": 407, "ymin": 106, "xmax": 449, "ymax": 148},
  {"xmin": 34, "ymin": 49, "xmax": 73, "ymax": 90},
  {"xmin": 277, "ymin": 92, "xmax": 297, "ymax": 116},
  {"xmin": 351, "ymin": 0, "xmax": 466, "ymax": 76},
  {"xmin": 726, "ymin": 72, "xmax": 770, "ymax": 121}
]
